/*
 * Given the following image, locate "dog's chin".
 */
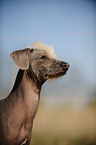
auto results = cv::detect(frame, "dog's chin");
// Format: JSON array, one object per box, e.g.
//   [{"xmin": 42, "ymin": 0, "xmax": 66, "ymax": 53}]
[{"xmin": 44, "ymin": 70, "xmax": 68, "ymax": 80}]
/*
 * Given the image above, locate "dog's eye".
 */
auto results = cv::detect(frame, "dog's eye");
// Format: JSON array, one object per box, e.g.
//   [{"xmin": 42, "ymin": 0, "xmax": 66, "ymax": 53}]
[
  {"xmin": 30, "ymin": 49, "xmax": 34, "ymax": 53},
  {"xmin": 41, "ymin": 56, "xmax": 46, "ymax": 59}
]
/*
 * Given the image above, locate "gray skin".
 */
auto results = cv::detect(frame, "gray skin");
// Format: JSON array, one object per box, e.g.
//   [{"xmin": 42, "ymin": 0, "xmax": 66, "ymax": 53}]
[{"xmin": 0, "ymin": 48, "xmax": 69, "ymax": 145}]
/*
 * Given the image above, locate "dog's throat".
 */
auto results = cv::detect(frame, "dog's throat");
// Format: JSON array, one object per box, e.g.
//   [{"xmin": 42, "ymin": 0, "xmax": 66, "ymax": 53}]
[{"xmin": 26, "ymin": 69, "xmax": 43, "ymax": 91}]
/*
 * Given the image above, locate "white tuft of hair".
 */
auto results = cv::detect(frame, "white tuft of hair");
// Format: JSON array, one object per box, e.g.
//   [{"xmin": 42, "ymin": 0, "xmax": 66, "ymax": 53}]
[{"xmin": 32, "ymin": 41, "xmax": 57, "ymax": 59}]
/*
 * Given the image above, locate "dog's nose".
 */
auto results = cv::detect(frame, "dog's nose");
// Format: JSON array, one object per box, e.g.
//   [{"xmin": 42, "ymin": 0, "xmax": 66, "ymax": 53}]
[{"xmin": 61, "ymin": 62, "xmax": 70, "ymax": 69}]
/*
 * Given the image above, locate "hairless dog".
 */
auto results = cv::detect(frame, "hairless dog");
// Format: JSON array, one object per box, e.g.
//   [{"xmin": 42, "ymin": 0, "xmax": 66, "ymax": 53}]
[{"xmin": 0, "ymin": 41, "xmax": 69, "ymax": 145}]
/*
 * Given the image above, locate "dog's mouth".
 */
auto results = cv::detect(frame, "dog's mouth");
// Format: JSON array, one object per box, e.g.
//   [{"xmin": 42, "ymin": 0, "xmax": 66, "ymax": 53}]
[{"xmin": 44, "ymin": 69, "xmax": 68, "ymax": 80}]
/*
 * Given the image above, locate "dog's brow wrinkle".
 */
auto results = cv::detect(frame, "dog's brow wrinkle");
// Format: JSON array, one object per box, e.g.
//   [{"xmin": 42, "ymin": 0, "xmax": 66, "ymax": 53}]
[{"xmin": 31, "ymin": 41, "xmax": 57, "ymax": 59}]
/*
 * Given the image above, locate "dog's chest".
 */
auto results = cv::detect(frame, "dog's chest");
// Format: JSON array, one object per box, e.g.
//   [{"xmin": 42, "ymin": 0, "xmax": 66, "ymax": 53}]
[{"xmin": 25, "ymin": 93, "xmax": 40, "ymax": 119}]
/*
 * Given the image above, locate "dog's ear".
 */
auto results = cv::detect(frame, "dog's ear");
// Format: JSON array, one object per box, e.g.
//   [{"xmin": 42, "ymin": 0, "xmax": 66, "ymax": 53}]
[{"xmin": 10, "ymin": 48, "xmax": 30, "ymax": 70}]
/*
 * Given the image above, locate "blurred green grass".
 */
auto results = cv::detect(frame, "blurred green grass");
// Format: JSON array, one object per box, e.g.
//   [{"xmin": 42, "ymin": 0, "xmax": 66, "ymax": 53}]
[{"xmin": 30, "ymin": 103, "xmax": 96, "ymax": 145}]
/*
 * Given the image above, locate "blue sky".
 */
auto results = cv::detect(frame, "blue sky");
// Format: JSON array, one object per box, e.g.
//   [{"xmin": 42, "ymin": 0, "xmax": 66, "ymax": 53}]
[{"xmin": 0, "ymin": 0, "xmax": 96, "ymax": 97}]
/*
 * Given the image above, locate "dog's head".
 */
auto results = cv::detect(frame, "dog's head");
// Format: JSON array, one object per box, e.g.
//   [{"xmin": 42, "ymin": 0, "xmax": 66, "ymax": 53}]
[{"xmin": 11, "ymin": 42, "xmax": 69, "ymax": 83}]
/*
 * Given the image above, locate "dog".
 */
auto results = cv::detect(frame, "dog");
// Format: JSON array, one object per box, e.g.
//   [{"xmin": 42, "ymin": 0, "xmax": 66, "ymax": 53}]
[{"xmin": 0, "ymin": 41, "xmax": 69, "ymax": 145}]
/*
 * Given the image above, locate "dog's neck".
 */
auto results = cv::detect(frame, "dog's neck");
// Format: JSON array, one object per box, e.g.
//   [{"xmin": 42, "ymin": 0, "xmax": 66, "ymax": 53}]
[
  {"xmin": 10, "ymin": 69, "xmax": 43, "ymax": 95},
  {"xmin": 26, "ymin": 69, "xmax": 43, "ymax": 93},
  {"xmin": 10, "ymin": 69, "xmax": 43, "ymax": 119}
]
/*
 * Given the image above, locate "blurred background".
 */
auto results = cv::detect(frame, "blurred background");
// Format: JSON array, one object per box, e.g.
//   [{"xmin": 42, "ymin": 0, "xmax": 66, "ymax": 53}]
[{"xmin": 0, "ymin": 0, "xmax": 96, "ymax": 145}]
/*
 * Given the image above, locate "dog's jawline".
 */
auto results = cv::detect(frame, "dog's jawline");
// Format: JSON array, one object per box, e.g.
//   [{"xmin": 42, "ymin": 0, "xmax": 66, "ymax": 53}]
[{"xmin": 48, "ymin": 71, "xmax": 67, "ymax": 79}]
